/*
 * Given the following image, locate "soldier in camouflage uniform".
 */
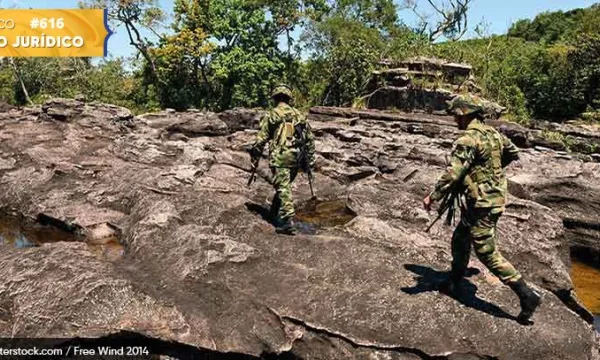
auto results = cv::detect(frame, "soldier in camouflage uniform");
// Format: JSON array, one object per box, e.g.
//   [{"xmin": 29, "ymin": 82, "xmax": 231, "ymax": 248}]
[
  {"xmin": 423, "ymin": 95, "xmax": 542, "ymax": 324},
  {"xmin": 250, "ymin": 84, "xmax": 316, "ymax": 235}
]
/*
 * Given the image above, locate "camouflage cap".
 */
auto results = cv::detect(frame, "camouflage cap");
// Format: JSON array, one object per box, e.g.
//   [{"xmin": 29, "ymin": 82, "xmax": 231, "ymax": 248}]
[
  {"xmin": 271, "ymin": 84, "xmax": 294, "ymax": 100},
  {"xmin": 446, "ymin": 95, "xmax": 484, "ymax": 116}
]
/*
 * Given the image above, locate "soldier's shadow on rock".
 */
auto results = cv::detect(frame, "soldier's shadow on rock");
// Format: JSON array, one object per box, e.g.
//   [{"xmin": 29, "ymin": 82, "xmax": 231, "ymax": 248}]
[
  {"xmin": 401, "ymin": 264, "xmax": 518, "ymax": 322},
  {"xmin": 245, "ymin": 202, "xmax": 276, "ymax": 225},
  {"xmin": 244, "ymin": 202, "xmax": 318, "ymax": 235}
]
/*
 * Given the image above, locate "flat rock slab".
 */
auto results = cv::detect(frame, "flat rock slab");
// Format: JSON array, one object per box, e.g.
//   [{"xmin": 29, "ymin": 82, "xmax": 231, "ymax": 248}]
[{"xmin": 0, "ymin": 100, "xmax": 596, "ymax": 359}]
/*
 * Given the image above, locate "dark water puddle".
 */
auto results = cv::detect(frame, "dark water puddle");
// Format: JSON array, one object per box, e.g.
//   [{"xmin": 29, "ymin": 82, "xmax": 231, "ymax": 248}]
[
  {"xmin": 0, "ymin": 214, "xmax": 124, "ymax": 262},
  {"xmin": 0, "ymin": 215, "xmax": 81, "ymax": 247},
  {"xmin": 571, "ymin": 259, "xmax": 600, "ymax": 332},
  {"xmin": 294, "ymin": 198, "xmax": 357, "ymax": 233}
]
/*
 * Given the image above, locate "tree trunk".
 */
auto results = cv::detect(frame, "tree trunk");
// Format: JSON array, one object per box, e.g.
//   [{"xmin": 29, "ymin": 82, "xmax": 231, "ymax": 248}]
[{"xmin": 9, "ymin": 58, "xmax": 32, "ymax": 105}]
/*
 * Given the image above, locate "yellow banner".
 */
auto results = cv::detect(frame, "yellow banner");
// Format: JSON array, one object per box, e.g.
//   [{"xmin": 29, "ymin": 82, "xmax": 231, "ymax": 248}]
[{"xmin": 0, "ymin": 9, "xmax": 112, "ymax": 57}]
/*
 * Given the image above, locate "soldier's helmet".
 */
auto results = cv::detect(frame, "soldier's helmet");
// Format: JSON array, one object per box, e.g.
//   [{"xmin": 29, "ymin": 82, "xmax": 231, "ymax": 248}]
[
  {"xmin": 446, "ymin": 95, "xmax": 484, "ymax": 116},
  {"xmin": 271, "ymin": 84, "xmax": 294, "ymax": 100}
]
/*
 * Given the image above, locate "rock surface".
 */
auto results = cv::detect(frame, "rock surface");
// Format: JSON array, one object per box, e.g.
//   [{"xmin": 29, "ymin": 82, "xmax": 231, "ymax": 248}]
[
  {"xmin": 0, "ymin": 100, "xmax": 597, "ymax": 359},
  {"xmin": 312, "ymin": 107, "xmax": 600, "ymax": 155}
]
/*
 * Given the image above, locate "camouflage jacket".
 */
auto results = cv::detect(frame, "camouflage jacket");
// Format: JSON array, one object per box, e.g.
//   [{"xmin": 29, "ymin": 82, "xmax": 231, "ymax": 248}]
[
  {"xmin": 430, "ymin": 119, "xmax": 519, "ymax": 212},
  {"xmin": 252, "ymin": 102, "xmax": 316, "ymax": 169}
]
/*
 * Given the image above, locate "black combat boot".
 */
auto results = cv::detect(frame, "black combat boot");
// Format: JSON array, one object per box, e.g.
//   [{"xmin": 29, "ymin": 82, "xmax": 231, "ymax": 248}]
[
  {"xmin": 439, "ymin": 268, "xmax": 465, "ymax": 296},
  {"xmin": 276, "ymin": 218, "xmax": 297, "ymax": 236},
  {"xmin": 509, "ymin": 278, "xmax": 542, "ymax": 324}
]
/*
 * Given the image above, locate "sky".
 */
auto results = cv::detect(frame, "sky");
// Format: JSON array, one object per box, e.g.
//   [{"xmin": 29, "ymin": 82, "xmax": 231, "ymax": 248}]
[{"xmin": 6, "ymin": 0, "xmax": 599, "ymax": 60}]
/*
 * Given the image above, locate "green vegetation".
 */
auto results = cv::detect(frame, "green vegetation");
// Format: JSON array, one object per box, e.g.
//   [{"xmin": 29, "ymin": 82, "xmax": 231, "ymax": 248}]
[
  {"xmin": 539, "ymin": 130, "xmax": 600, "ymax": 154},
  {"xmin": 0, "ymin": 1, "xmax": 597, "ymax": 122}
]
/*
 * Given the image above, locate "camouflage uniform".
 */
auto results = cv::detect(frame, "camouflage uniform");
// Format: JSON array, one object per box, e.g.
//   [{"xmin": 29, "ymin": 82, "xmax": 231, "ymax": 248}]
[
  {"xmin": 251, "ymin": 86, "xmax": 316, "ymax": 225},
  {"xmin": 430, "ymin": 95, "xmax": 521, "ymax": 285}
]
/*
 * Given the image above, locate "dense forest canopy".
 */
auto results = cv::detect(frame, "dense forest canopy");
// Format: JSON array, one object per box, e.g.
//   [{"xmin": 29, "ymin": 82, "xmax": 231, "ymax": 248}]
[{"xmin": 0, "ymin": 0, "xmax": 598, "ymax": 124}]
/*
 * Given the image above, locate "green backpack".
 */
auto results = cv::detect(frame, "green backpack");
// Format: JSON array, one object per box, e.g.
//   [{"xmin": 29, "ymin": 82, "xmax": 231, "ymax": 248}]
[{"xmin": 273, "ymin": 106, "xmax": 311, "ymax": 170}]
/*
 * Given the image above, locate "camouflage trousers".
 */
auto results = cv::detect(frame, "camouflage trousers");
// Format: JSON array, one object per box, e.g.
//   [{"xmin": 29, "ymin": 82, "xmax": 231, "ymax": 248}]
[
  {"xmin": 451, "ymin": 208, "xmax": 522, "ymax": 284},
  {"xmin": 270, "ymin": 167, "xmax": 298, "ymax": 224}
]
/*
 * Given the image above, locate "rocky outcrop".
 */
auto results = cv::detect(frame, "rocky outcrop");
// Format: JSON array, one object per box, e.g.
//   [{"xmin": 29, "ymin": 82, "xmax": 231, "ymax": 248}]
[
  {"xmin": 0, "ymin": 99, "xmax": 597, "ymax": 359},
  {"xmin": 41, "ymin": 98, "xmax": 133, "ymax": 124},
  {"xmin": 312, "ymin": 107, "xmax": 600, "ymax": 157},
  {"xmin": 531, "ymin": 120, "xmax": 600, "ymax": 155},
  {"xmin": 508, "ymin": 153, "xmax": 600, "ymax": 264},
  {"xmin": 363, "ymin": 57, "xmax": 506, "ymax": 118},
  {"xmin": 310, "ymin": 107, "xmax": 600, "ymax": 265},
  {"xmin": 137, "ymin": 108, "xmax": 264, "ymax": 140},
  {"xmin": 219, "ymin": 108, "xmax": 265, "ymax": 132}
]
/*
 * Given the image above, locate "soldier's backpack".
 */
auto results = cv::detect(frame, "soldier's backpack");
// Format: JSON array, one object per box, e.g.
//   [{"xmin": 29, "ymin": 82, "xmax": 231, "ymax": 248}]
[{"xmin": 273, "ymin": 106, "xmax": 311, "ymax": 170}]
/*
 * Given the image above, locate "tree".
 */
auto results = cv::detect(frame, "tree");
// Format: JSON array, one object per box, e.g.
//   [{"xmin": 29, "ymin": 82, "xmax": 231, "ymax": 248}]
[
  {"xmin": 303, "ymin": 17, "xmax": 385, "ymax": 106},
  {"xmin": 148, "ymin": 0, "xmax": 215, "ymax": 109},
  {"xmin": 259, "ymin": 0, "xmax": 328, "ymax": 61},
  {"xmin": 9, "ymin": 58, "xmax": 31, "ymax": 105},
  {"xmin": 80, "ymin": 0, "xmax": 166, "ymax": 81},
  {"xmin": 145, "ymin": 0, "xmax": 328, "ymax": 110},
  {"xmin": 208, "ymin": 0, "xmax": 287, "ymax": 109},
  {"xmin": 570, "ymin": 33, "xmax": 600, "ymax": 112},
  {"xmin": 507, "ymin": 5, "xmax": 600, "ymax": 44},
  {"xmin": 327, "ymin": 0, "xmax": 399, "ymax": 32},
  {"xmin": 86, "ymin": 59, "xmax": 140, "ymax": 110},
  {"xmin": 0, "ymin": 1, "xmax": 29, "ymax": 104},
  {"xmin": 404, "ymin": 0, "xmax": 472, "ymax": 41},
  {"xmin": 301, "ymin": 0, "xmax": 419, "ymax": 106}
]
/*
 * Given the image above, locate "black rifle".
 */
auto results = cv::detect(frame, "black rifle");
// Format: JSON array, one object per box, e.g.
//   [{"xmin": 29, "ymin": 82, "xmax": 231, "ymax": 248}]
[
  {"xmin": 425, "ymin": 160, "xmax": 472, "ymax": 232},
  {"xmin": 247, "ymin": 156, "xmax": 259, "ymax": 187},
  {"xmin": 307, "ymin": 172, "xmax": 315, "ymax": 199},
  {"xmin": 295, "ymin": 123, "xmax": 316, "ymax": 199},
  {"xmin": 425, "ymin": 191, "xmax": 460, "ymax": 233}
]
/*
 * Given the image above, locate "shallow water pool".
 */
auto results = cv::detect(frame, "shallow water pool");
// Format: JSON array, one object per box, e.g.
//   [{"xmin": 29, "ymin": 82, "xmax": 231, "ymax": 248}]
[{"xmin": 571, "ymin": 260, "xmax": 600, "ymax": 332}]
